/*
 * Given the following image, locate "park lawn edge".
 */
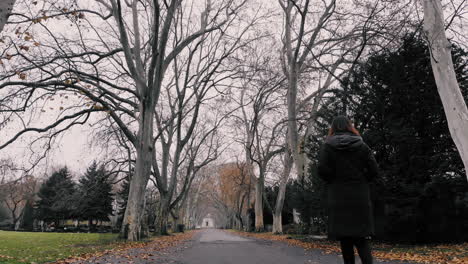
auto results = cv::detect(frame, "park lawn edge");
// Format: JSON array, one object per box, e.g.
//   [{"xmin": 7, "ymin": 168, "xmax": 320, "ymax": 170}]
[
  {"xmin": 53, "ymin": 230, "xmax": 197, "ymax": 264},
  {"xmin": 0, "ymin": 230, "xmax": 196, "ymax": 264}
]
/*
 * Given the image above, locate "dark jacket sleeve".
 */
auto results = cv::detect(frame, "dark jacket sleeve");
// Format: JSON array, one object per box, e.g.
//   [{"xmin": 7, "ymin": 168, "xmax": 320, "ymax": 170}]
[
  {"xmin": 363, "ymin": 144, "xmax": 379, "ymax": 181},
  {"xmin": 318, "ymin": 144, "xmax": 334, "ymax": 183}
]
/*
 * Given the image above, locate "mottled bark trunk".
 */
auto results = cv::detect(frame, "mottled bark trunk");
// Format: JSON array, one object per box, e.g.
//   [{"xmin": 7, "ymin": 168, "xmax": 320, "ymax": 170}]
[
  {"xmin": 423, "ymin": 0, "xmax": 468, "ymax": 181},
  {"xmin": 172, "ymin": 209, "xmax": 182, "ymax": 232},
  {"xmin": 155, "ymin": 195, "xmax": 170, "ymax": 235},
  {"xmin": 0, "ymin": 0, "xmax": 15, "ymax": 33},
  {"xmin": 13, "ymin": 216, "xmax": 21, "ymax": 231},
  {"xmin": 141, "ymin": 210, "xmax": 150, "ymax": 238},
  {"xmin": 272, "ymin": 213, "xmax": 282, "ymax": 234},
  {"xmin": 272, "ymin": 185, "xmax": 286, "ymax": 234},
  {"xmin": 184, "ymin": 197, "xmax": 191, "ymax": 228},
  {"xmin": 284, "ymin": 2, "xmax": 305, "ymax": 182},
  {"xmin": 287, "ymin": 66, "xmax": 305, "ymax": 181},
  {"xmin": 254, "ymin": 178, "xmax": 264, "ymax": 232},
  {"xmin": 120, "ymin": 104, "xmax": 153, "ymax": 241},
  {"xmin": 272, "ymin": 153, "xmax": 293, "ymax": 234}
]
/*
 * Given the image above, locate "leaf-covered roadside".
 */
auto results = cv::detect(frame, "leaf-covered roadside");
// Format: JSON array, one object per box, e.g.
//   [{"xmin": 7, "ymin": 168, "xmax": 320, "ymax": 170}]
[
  {"xmin": 229, "ymin": 231, "xmax": 468, "ymax": 264},
  {"xmin": 54, "ymin": 231, "xmax": 197, "ymax": 264}
]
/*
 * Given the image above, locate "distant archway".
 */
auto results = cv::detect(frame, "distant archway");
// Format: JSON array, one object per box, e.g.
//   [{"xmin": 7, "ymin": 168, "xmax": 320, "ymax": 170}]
[{"xmin": 198, "ymin": 213, "xmax": 215, "ymax": 228}]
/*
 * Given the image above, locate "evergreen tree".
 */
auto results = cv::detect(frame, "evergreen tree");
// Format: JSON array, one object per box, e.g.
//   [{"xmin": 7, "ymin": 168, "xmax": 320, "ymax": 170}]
[
  {"xmin": 36, "ymin": 167, "xmax": 76, "ymax": 226},
  {"xmin": 116, "ymin": 174, "xmax": 131, "ymax": 228},
  {"xmin": 306, "ymin": 33, "xmax": 468, "ymax": 242},
  {"xmin": 20, "ymin": 200, "xmax": 34, "ymax": 231},
  {"xmin": 76, "ymin": 161, "xmax": 114, "ymax": 229},
  {"xmin": 0, "ymin": 203, "xmax": 9, "ymax": 223},
  {"xmin": 118, "ymin": 174, "xmax": 130, "ymax": 216}
]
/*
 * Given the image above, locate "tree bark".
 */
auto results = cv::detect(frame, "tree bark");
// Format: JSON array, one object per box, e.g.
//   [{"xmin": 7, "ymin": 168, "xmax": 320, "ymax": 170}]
[
  {"xmin": 286, "ymin": 64, "xmax": 305, "ymax": 181},
  {"xmin": 423, "ymin": 0, "xmax": 468, "ymax": 180},
  {"xmin": 272, "ymin": 153, "xmax": 293, "ymax": 234},
  {"xmin": 0, "ymin": 0, "xmax": 15, "ymax": 33},
  {"xmin": 155, "ymin": 195, "xmax": 170, "ymax": 235},
  {"xmin": 272, "ymin": 213, "xmax": 282, "ymax": 234},
  {"xmin": 254, "ymin": 176, "xmax": 264, "ymax": 232},
  {"xmin": 120, "ymin": 104, "xmax": 154, "ymax": 241}
]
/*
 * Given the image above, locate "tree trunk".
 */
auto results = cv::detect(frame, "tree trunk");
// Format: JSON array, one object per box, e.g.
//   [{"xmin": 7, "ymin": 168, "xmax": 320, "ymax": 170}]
[
  {"xmin": 272, "ymin": 213, "xmax": 282, "ymax": 235},
  {"xmin": 283, "ymin": 2, "xmax": 305, "ymax": 182},
  {"xmin": 120, "ymin": 105, "xmax": 153, "ymax": 241},
  {"xmin": 272, "ymin": 153, "xmax": 293, "ymax": 234},
  {"xmin": 155, "ymin": 195, "xmax": 170, "ymax": 235},
  {"xmin": 272, "ymin": 183, "xmax": 287, "ymax": 234},
  {"xmin": 13, "ymin": 216, "xmax": 20, "ymax": 231},
  {"xmin": 172, "ymin": 209, "xmax": 182, "ymax": 233},
  {"xmin": 0, "ymin": 0, "xmax": 15, "ymax": 33},
  {"xmin": 287, "ymin": 65, "xmax": 305, "ymax": 181},
  {"xmin": 254, "ymin": 178, "xmax": 264, "ymax": 232},
  {"xmin": 423, "ymin": 0, "xmax": 468, "ymax": 180},
  {"xmin": 184, "ymin": 197, "xmax": 191, "ymax": 229},
  {"xmin": 141, "ymin": 212, "xmax": 150, "ymax": 238}
]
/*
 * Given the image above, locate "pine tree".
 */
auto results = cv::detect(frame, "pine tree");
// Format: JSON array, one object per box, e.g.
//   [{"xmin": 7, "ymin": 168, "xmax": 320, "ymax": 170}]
[
  {"xmin": 307, "ymin": 33, "xmax": 468, "ymax": 242},
  {"xmin": 36, "ymin": 167, "xmax": 76, "ymax": 227},
  {"xmin": 20, "ymin": 200, "xmax": 34, "ymax": 231},
  {"xmin": 76, "ymin": 161, "xmax": 114, "ymax": 229},
  {"xmin": 116, "ymin": 174, "xmax": 131, "ymax": 228}
]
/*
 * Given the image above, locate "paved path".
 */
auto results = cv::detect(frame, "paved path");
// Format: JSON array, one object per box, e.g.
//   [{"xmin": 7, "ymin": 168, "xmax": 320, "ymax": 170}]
[
  {"xmin": 76, "ymin": 229, "xmax": 418, "ymax": 264},
  {"xmin": 175, "ymin": 229, "xmax": 416, "ymax": 264}
]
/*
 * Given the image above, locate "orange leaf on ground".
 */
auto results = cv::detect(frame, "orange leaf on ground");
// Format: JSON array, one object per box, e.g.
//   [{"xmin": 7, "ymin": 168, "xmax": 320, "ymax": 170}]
[
  {"xmin": 230, "ymin": 231, "xmax": 468, "ymax": 264},
  {"xmin": 53, "ymin": 231, "xmax": 198, "ymax": 264}
]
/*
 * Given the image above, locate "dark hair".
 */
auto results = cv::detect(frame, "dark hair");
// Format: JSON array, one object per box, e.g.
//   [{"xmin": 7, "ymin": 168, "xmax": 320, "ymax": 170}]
[{"xmin": 328, "ymin": 115, "xmax": 360, "ymax": 137}]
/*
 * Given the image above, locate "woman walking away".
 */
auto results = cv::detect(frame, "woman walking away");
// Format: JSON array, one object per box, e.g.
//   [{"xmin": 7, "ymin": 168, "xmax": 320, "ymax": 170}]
[{"xmin": 318, "ymin": 115, "xmax": 379, "ymax": 264}]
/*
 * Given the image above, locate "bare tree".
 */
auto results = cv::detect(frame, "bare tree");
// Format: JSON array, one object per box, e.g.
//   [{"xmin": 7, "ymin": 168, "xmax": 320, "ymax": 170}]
[
  {"xmin": 152, "ymin": 114, "xmax": 223, "ymax": 234},
  {"xmin": 147, "ymin": 2, "xmax": 262, "ymax": 233},
  {"xmin": 0, "ymin": 0, "xmax": 250, "ymax": 240},
  {"xmin": 232, "ymin": 48, "xmax": 287, "ymax": 231},
  {"xmin": 270, "ymin": 148, "xmax": 293, "ymax": 234},
  {"xmin": 0, "ymin": 173, "xmax": 36, "ymax": 230},
  {"xmin": 278, "ymin": 0, "xmax": 416, "ymax": 181},
  {"xmin": 423, "ymin": 0, "xmax": 468, "ymax": 180}
]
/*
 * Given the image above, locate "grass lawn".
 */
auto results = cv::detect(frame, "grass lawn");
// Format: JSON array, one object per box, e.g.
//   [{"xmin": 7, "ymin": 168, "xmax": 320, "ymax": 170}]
[{"xmin": 0, "ymin": 231, "xmax": 122, "ymax": 264}]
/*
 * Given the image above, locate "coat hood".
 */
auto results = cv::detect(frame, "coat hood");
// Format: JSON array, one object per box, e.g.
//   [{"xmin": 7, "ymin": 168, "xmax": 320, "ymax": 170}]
[{"xmin": 326, "ymin": 132, "xmax": 363, "ymax": 150}]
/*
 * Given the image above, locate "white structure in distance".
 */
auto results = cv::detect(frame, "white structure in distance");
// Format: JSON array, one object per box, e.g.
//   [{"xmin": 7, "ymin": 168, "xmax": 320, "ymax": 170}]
[{"xmin": 197, "ymin": 214, "xmax": 215, "ymax": 228}]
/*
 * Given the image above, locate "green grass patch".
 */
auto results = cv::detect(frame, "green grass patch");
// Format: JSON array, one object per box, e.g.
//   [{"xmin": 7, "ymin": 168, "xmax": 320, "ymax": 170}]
[{"xmin": 0, "ymin": 231, "xmax": 122, "ymax": 264}]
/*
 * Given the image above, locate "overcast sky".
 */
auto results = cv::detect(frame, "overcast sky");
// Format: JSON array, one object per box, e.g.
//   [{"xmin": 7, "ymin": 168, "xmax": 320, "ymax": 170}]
[{"xmin": 1, "ymin": 0, "xmax": 466, "ymax": 180}]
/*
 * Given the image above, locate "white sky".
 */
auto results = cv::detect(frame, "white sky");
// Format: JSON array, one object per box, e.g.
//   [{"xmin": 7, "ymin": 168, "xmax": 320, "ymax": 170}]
[{"xmin": 0, "ymin": 0, "xmax": 466, "ymax": 180}]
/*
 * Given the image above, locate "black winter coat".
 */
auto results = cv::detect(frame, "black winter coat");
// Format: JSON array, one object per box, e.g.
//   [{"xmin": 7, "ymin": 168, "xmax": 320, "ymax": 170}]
[{"xmin": 318, "ymin": 132, "xmax": 379, "ymax": 239}]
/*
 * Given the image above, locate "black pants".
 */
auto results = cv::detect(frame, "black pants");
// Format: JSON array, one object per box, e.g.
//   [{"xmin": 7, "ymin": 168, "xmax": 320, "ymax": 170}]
[{"xmin": 339, "ymin": 237, "xmax": 373, "ymax": 264}]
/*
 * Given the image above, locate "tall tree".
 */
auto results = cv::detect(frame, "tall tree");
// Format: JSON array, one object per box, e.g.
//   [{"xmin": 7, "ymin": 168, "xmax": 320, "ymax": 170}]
[
  {"xmin": 278, "ymin": 0, "xmax": 415, "ymax": 181},
  {"xmin": 272, "ymin": 149, "xmax": 293, "ymax": 233},
  {"xmin": 423, "ymin": 0, "xmax": 468, "ymax": 180},
  {"xmin": 0, "ymin": 175, "xmax": 36, "ymax": 230},
  {"xmin": 36, "ymin": 167, "xmax": 76, "ymax": 227},
  {"xmin": 309, "ymin": 34, "xmax": 468, "ymax": 241},
  {"xmin": 231, "ymin": 39, "xmax": 288, "ymax": 232},
  {"xmin": 76, "ymin": 161, "xmax": 114, "ymax": 229},
  {"xmin": 0, "ymin": 0, "xmax": 250, "ymax": 240},
  {"xmin": 216, "ymin": 162, "xmax": 254, "ymax": 229}
]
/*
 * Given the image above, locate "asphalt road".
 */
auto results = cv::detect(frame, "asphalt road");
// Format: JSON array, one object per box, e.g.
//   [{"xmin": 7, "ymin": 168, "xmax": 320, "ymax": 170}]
[
  {"xmin": 177, "ymin": 229, "xmax": 338, "ymax": 264},
  {"xmin": 77, "ymin": 229, "xmax": 418, "ymax": 264},
  {"xmin": 176, "ymin": 229, "xmax": 416, "ymax": 264}
]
